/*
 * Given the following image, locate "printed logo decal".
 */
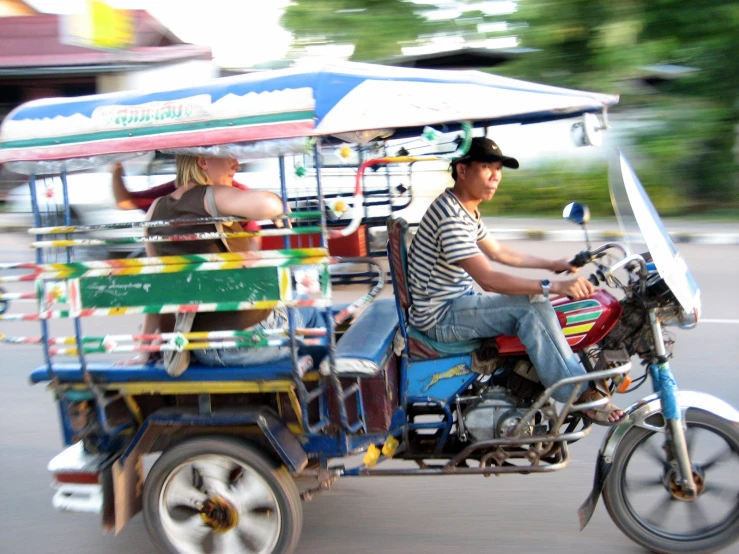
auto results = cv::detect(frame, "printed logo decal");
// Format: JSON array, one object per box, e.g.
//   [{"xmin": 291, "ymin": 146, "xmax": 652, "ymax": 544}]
[
  {"xmin": 92, "ymin": 95, "xmax": 210, "ymax": 128},
  {"xmin": 423, "ymin": 363, "xmax": 470, "ymax": 392}
]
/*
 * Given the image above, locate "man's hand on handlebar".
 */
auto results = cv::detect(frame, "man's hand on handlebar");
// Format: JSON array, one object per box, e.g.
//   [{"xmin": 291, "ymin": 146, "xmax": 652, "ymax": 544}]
[
  {"xmin": 551, "ymin": 258, "xmax": 579, "ymax": 274},
  {"xmin": 552, "ymin": 277, "xmax": 596, "ymax": 300}
]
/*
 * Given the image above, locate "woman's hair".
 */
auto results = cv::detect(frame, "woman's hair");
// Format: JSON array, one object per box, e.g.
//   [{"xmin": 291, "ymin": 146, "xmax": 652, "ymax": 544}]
[{"xmin": 175, "ymin": 155, "xmax": 210, "ymax": 188}]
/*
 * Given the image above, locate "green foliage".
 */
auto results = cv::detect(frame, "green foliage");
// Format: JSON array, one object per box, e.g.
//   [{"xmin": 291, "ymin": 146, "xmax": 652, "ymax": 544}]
[
  {"xmin": 280, "ymin": 0, "xmax": 511, "ymax": 61},
  {"xmin": 281, "ymin": 0, "xmax": 429, "ymax": 60},
  {"xmin": 479, "ymin": 162, "xmax": 686, "ymax": 217},
  {"xmin": 505, "ymin": 0, "xmax": 738, "ymax": 210},
  {"xmin": 280, "ymin": 0, "xmax": 738, "ymax": 212}
]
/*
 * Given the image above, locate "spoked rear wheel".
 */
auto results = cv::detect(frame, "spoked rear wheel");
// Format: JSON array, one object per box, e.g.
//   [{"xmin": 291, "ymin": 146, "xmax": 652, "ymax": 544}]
[
  {"xmin": 143, "ymin": 437, "xmax": 302, "ymax": 554},
  {"xmin": 603, "ymin": 410, "xmax": 739, "ymax": 553}
]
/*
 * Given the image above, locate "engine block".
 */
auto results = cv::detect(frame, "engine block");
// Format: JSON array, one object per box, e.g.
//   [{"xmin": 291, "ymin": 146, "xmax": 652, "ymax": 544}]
[{"xmin": 464, "ymin": 387, "xmax": 535, "ymax": 441}]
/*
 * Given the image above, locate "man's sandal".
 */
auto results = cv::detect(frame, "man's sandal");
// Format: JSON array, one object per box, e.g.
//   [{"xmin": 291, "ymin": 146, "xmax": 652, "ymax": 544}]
[{"xmin": 577, "ymin": 389, "xmax": 625, "ymax": 427}]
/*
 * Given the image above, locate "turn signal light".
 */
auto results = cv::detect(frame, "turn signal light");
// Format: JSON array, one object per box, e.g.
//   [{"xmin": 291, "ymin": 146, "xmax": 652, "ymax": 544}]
[{"xmin": 617, "ymin": 374, "xmax": 633, "ymax": 394}]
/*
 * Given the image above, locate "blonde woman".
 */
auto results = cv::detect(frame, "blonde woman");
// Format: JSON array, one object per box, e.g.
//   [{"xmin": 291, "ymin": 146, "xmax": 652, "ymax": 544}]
[
  {"xmin": 112, "ymin": 156, "xmax": 261, "ymax": 250},
  {"xmin": 129, "ymin": 155, "xmax": 322, "ymax": 368}
]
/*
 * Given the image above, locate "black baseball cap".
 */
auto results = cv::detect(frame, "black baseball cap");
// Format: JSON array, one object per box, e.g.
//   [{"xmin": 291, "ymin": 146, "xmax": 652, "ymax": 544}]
[{"xmin": 453, "ymin": 136, "xmax": 519, "ymax": 169}]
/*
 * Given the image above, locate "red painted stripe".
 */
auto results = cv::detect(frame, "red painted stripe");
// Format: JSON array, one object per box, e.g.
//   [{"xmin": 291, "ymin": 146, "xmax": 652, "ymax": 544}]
[{"xmin": 0, "ymin": 121, "xmax": 314, "ymax": 163}]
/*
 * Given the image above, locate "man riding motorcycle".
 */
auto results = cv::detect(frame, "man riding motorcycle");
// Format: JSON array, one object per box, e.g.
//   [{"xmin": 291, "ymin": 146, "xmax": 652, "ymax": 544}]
[{"xmin": 407, "ymin": 136, "xmax": 624, "ymax": 424}]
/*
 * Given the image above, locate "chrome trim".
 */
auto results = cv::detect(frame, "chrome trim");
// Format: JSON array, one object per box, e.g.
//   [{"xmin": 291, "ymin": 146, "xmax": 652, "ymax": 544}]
[
  {"xmin": 603, "ymin": 253, "xmax": 648, "ymax": 283},
  {"xmin": 657, "ymin": 306, "xmax": 699, "ymax": 329},
  {"xmin": 47, "ymin": 441, "xmax": 108, "ymax": 474},
  {"xmin": 600, "ymin": 391, "xmax": 739, "ymax": 461},
  {"xmin": 47, "ymin": 442, "xmax": 108, "ymax": 515},
  {"xmin": 52, "ymin": 483, "xmax": 103, "ymax": 514},
  {"xmin": 513, "ymin": 365, "xmax": 630, "ymax": 436},
  {"xmin": 589, "ymin": 241, "xmax": 631, "ymax": 258}
]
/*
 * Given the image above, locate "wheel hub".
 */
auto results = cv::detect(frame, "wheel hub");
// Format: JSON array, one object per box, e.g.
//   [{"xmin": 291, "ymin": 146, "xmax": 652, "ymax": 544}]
[
  {"xmin": 200, "ymin": 496, "xmax": 238, "ymax": 533},
  {"xmin": 666, "ymin": 466, "xmax": 705, "ymax": 501}
]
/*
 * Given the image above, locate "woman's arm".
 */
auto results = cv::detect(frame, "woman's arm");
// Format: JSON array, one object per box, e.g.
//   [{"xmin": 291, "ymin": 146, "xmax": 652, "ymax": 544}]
[
  {"xmin": 112, "ymin": 164, "xmax": 176, "ymax": 211},
  {"xmin": 211, "ymin": 187, "xmax": 285, "ymax": 222},
  {"xmin": 112, "ymin": 163, "xmax": 139, "ymax": 210}
]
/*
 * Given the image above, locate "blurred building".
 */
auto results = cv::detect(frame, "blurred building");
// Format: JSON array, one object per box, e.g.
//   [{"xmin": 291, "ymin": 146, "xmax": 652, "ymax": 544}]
[
  {"xmin": 0, "ymin": 0, "xmax": 215, "ymax": 191},
  {"xmin": 0, "ymin": 0, "xmax": 215, "ymax": 122},
  {"xmin": 382, "ymin": 46, "xmax": 532, "ymax": 71}
]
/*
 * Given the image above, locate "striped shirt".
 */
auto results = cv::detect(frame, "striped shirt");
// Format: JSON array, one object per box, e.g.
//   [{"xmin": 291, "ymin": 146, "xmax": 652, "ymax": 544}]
[{"xmin": 408, "ymin": 189, "xmax": 487, "ymax": 331}]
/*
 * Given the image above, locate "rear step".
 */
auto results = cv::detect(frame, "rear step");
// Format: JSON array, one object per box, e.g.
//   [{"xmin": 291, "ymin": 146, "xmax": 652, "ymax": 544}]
[{"xmin": 47, "ymin": 441, "xmax": 112, "ymax": 514}]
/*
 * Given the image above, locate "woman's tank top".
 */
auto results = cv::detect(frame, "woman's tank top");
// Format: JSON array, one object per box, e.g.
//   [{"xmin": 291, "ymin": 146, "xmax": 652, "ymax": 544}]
[{"xmin": 149, "ymin": 186, "xmax": 271, "ymax": 332}]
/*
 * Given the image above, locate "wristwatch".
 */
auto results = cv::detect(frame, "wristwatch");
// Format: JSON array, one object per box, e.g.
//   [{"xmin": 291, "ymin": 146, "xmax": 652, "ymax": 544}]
[{"xmin": 540, "ymin": 279, "xmax": 552, "ymax": 298}]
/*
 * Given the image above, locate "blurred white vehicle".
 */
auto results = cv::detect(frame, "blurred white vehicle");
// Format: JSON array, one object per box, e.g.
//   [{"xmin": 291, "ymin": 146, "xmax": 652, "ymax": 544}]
[
  {"xmin": 5, "ymin": 153, "xmax": 171, "ymax": 257},
  {"xmin": 5, "ymin": 146, "xmax": 449, "ymax": 258}
]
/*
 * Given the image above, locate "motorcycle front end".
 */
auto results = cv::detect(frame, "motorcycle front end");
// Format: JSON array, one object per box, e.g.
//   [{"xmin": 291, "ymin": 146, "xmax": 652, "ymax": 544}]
[
  {"xmin": 565, "ymin": 154, "xmax": 739, "ymax": 553},
  {"xmin": 583, "ymin": 273, "xmax": 739, "ymax": 553}
]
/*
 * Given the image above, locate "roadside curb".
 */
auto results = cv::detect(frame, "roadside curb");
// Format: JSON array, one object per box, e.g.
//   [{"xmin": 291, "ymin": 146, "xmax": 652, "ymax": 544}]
[
  {"xmin": 3, "ymin": 224, "xmax": 739, "ymax": 246},
  {"xmin": 370, "ymin": 228, "xmax": 739, "ymax": 249},
  {"xmin": 489, "ymin": 228, "xmax": 739, "ymax": 245},
  {"xmin": 0, "ymin": 226, "xmax": 29, "ymax": 234}
]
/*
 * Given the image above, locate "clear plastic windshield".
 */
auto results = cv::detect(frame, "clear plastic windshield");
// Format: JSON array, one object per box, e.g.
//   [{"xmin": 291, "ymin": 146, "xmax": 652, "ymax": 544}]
[{"xmin": 609, "ymin": 151, "xmax": 701, "ymax": 317}]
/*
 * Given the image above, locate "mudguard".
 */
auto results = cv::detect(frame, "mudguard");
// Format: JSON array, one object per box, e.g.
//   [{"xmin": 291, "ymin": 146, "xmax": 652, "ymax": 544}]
[{"xmin": 578, "ymin": 390, "xmax": 739, "ymax": 530}]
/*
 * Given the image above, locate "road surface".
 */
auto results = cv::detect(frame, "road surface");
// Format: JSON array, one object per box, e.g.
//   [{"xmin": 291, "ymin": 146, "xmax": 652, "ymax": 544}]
[{"xmin": 0, "ymin": 235, "xmax": 737, "ymax": 554}]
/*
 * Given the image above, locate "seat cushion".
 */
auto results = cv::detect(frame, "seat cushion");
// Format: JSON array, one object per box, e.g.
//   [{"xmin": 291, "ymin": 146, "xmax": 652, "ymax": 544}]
[
  {"xmin": 30, "ymin": 356, "xmax": 313, "ymax": 384},
  {"xmin": 319, "ymin": 298, "xmax": 399, "ymax": 377},
  {"xmin": 406, "ymin": 326, "xmax": 483, "ymax": 357}
]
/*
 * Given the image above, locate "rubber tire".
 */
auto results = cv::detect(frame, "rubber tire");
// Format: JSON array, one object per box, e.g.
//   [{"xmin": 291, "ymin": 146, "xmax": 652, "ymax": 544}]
[
  {"xmin": 603, "ymin": 410, "xmax": 739, "ymax": 554},
  {"xmin": 143, "ymin": 436, "xmax": 303, "ymax": 554}
]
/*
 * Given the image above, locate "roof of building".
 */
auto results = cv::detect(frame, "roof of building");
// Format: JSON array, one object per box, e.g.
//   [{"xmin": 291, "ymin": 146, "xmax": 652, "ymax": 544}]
[
  {"xmin": 381, "ymin": 47, "xmax": 535, "ymax": 70},
  {"xmin": 0, "ymin": 12, "xmax": 212, "ymax": 74}
]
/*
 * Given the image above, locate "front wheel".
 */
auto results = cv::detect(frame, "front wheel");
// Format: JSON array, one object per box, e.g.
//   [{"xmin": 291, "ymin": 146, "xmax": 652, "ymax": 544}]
[
  {"xmin": 143, "ymin": 437, "xmax": 303, "ymax": 554},
  {"xmin": 603, "ymin": 410, "xmax": 739, "ymax": 553}
]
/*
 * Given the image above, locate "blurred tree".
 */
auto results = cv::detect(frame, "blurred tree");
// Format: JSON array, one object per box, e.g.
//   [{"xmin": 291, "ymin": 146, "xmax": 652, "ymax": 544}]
[
  {"xmin": 282, "ymin": 0, "xmax": 737, "ymax": 211},
  {"xmin": 504, "ymin": 0, "xmax": 738, "ymax": 209},
  {"xmin": 281, "ymin": 0, "xmax": 426, "ymax": 60},
  {"xmin": 281, "ymin": 0, "xmax": 512, "ymax": 61}
]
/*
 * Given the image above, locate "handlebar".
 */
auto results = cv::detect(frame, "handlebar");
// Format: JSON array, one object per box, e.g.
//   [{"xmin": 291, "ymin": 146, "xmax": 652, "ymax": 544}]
[
  {"xmin": 556, "ymin": 241, "xmax": 632, "ymax": 275},
  {"xmin": 601, "ymin": 253, "xmax": 649, "ymax": 281},
  {"xmin": 557, "ymin": 241, "xmax": 651, "ymax": 294},
  {"xmin": 567, "ymin": 241, "xmax": 631, "ymax": 268},
  {"xmin": 565, "ymin": 241, "xmax": 648, "ymax": 290}
]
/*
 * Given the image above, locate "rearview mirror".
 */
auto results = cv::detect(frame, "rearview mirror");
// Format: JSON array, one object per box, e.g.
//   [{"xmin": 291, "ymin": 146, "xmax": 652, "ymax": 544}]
[
  {"xmin": 570, "ymin": 113, "xmax": 603, "ymax": 147},
  {"xmin": 563, "ymin": 202, "xmax": 590, "ymax": 225}
]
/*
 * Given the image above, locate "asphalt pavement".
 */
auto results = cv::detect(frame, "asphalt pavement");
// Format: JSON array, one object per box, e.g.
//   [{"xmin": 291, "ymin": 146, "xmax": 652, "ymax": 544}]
[{"xmin": 0, "ymin": 236, "xmax": 737, "ymax": 554}]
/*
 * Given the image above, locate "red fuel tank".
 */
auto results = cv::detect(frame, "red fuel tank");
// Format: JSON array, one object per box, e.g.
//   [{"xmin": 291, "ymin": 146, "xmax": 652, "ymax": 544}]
[{"xmin": 496, "ymin": 290, "xmax": 623, "ymax": 355}]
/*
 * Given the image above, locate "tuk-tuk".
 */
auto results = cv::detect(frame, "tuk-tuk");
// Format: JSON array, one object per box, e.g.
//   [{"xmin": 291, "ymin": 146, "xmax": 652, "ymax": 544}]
[{"xmin": 2, "ymin": 62, "xmax": 736, "ymax": 554}]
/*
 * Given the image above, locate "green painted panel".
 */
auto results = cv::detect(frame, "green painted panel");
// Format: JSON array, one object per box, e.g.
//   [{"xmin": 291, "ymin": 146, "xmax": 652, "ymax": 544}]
[
  {"xmin": 566, "ymin": 311, "xmax": 602, "ymax": 324},
  {"xmin": 1, "ymin": 111, "xmax": 314, "ymax": 149},
  {"xmin": 554, "ymin": 299, "xmax": 600, "ymax": 313},
  {"xmin": 79, "ymin": 267, "xmax": 284, "ymax": 308}
]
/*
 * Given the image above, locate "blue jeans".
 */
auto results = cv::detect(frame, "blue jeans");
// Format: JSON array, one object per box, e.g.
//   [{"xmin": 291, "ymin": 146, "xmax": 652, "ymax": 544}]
[
  {"xmin": 193, "ymin": 306, "xmax": 325, "ymax": 367},
  {"xmin": 424, "ymin": 294, "xmax": 585, "ymax": 402}
]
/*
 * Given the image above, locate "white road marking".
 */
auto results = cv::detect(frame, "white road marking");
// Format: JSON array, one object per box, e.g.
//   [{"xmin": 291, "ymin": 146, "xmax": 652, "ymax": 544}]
[{"xmin": 701, "ymin": 319, "xmax": 739, "ymax": 324}]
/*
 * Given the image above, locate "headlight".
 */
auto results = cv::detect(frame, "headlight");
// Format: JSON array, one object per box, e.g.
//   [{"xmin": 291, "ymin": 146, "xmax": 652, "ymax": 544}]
[{"xmin": 658, "ymin": 306, "xmax": 698, "ymax": 329}]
